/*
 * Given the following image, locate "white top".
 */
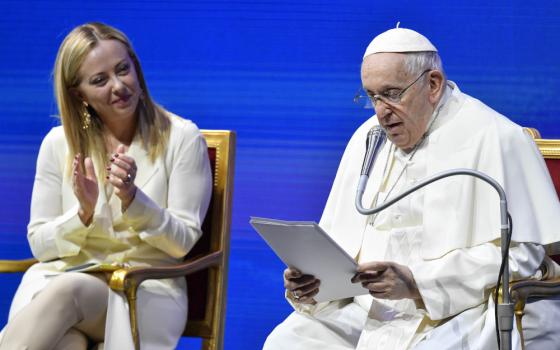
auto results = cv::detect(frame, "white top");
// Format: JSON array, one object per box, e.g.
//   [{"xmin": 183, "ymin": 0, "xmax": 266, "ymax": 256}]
[
  {"xmin": 27, "ymin": 114, "xmax": 212, "ymax": 269},
  {"xmin": 289, "ymin": 82, "xmax": 558, "ymax": 348}
]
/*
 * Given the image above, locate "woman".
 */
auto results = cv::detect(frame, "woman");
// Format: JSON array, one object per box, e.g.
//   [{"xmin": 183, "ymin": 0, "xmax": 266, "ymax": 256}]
[{"xmin": 0, "ymin": 22, "xmax": 212, "ymax": 349}]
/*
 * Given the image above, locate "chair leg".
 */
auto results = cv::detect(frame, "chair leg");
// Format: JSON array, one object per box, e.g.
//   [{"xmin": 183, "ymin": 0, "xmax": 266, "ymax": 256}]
[
  {"xmin": 514, "ymin": 308, "xmax": 526, "ymax": 350},
  {"xmin": 202, "ymin": 338, "xmax": 217, "ymax": 350},
  {"xmin": 125, "ymin": 285, "xmax": 140, "ymax": 350}
]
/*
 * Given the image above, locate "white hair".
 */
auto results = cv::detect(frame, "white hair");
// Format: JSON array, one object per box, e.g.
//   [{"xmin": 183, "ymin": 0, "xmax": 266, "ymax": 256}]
[{"xmin": 404, "ymin": 51, "xmax": 445, "ymax": 78}]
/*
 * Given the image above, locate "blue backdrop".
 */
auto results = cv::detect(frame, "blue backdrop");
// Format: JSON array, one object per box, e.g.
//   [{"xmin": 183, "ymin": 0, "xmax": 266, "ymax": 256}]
[{"xmin": 0, "ymin": 1, "xmax": 559, "ymax": 348}]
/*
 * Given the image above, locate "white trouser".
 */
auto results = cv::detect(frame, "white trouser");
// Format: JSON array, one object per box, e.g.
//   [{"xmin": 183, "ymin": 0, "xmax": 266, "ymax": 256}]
[
  {"xmin": 0, "ymin": 271, "xmax": 188, "ymax": 350},
  {"xmin": 263, "ymin": 298, "xmax": 560, "ymax": 350},
  {"xmin": 263, "ymin": 302, "xmax": 367, "ymax": 350},
  {"xmin": 0, "ymin": 272, "xmax": 108, "ymax": 350}
]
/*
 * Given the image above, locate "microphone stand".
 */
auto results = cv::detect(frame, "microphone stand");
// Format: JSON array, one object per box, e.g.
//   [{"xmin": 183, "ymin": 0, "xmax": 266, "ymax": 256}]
[{"xmin": 356, "ymin": 168, "xmax": 513, "ymax": 350}]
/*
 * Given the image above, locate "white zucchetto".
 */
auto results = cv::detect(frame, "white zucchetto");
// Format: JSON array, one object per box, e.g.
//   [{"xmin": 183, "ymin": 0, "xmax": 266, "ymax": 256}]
[{"xmin": 363, "ymin": 26, "xmax": 437, "ymax": 59}]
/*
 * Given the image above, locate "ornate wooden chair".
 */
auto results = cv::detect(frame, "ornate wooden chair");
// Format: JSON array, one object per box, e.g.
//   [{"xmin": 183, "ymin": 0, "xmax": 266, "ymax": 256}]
[
  {"xmin": 0, "ymin": 129, "xmax": 236, "ymax": 350},
  {"xmin": 510, "ymin": 128, "xmax": 560, "ymax": 349}
]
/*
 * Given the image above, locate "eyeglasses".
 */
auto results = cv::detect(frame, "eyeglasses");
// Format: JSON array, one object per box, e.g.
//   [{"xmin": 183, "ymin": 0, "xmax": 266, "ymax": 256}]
[{"xmin": 354, "ymin": 69, "xmax": 431, "ymax": 109}]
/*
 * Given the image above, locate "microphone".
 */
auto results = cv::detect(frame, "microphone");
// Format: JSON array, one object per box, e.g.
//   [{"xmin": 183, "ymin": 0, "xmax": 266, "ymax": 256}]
[{"xmin": 356, "ymin": 126, "xmax": 387, "ymax": 197}]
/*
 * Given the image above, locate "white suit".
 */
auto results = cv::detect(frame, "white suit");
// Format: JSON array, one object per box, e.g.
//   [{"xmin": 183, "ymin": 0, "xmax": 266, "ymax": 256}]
[
  {"xmin": 1, "ymin": 114, "xmax": 212, "ymax": 349},
  {"xmin": 264, "ymin": 83, "xmax": 560, "ymax": 349}
]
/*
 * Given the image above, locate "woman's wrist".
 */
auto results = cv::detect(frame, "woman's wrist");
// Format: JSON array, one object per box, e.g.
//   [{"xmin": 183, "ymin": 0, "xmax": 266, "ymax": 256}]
[
  {"xmin": 78, "ymin": 206, "xmax": 94, "ymax": 226},
  {"xmin": 121, "ymin": 186, "xmax": 137, "ymax": 212}
]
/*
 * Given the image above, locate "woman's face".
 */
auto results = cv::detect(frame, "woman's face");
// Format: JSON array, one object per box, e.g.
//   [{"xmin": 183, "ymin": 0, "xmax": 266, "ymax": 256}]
[{"xmin": 75, "ymin": 39, "xmax": 141, "ymax": 125}]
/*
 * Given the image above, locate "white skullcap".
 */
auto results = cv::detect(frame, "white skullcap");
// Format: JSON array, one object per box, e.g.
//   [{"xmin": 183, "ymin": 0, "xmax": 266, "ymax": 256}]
[{"xmin": 363, "ymin": 23, "xmax": 437, "ymax": 59}]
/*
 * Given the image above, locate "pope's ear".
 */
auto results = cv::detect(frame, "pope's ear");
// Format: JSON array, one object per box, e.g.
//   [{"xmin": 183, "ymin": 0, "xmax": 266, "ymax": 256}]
[{"xmin": 427, "ymin": 70, "xmax": 445, "ymax": 104}]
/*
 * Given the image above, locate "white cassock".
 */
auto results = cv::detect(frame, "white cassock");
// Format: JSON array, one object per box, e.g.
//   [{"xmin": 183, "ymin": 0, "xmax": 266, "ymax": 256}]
[
  {"xmin": 0, "ymin": 114, "xmax": 212, "ymax": 349},
  {"xmin": 264, "ymin": 82, "xmax": 560, "ymax": 350}
]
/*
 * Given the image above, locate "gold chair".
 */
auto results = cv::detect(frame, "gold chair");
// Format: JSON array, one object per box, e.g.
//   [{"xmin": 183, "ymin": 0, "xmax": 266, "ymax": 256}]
[
  {"xmin": 0, "ymin": 129, "xmax": 236, "ymax": 350},
  {"xmin": 510, "ymin": 127, "xmax": 560, "ymax": 350}
]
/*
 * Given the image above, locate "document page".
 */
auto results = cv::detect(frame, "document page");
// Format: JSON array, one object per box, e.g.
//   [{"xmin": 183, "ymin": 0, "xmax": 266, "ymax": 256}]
[{"xmin": 250, "ymin": 217, "xmax": 368, "ymax": 302}]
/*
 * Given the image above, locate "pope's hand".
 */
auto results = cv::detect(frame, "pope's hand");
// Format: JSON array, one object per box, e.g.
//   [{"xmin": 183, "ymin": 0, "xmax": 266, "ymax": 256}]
[
  {"xmin": 351, "ymin": 261, "xmax": 421, "ymax": 300},
  {"xmin": 284, "ymin": 267, "xmax": 320, "ymax": 304},
  {"xmin": 72, "ymin": 154, "xmax": 98, "ymax": 226}
]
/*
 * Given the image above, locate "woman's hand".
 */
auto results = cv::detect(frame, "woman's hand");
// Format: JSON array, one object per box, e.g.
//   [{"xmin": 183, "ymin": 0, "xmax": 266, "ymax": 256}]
[
  {"xmin": 73, "ymin": 154, "xmax": 99, "ymax": 226},
  {"xmin": 107, "ymin": 144, "xmax": 138, "ymax": 212},
  {"xmin": 351, "ymin": 261, "xmax": 421, "ymax": 300},
  {"xmin": 284, "ymin": 267, "xmax": 321, "ymax": 304}
]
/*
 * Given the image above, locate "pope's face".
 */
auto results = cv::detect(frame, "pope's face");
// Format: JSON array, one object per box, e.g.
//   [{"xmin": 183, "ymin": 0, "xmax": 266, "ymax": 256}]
[
  {"xmin": 361, "ymin": 53, "xmax": 435, "ymax": 152},
  {"xmin": 75, "ymin": 39, "xmax": 142, "ymax": 125}
]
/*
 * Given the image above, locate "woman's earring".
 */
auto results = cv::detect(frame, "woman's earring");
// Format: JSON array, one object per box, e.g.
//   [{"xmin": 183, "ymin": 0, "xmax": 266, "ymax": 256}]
[
  {"xmin": 139, "ymin": 89, "xmax": 147, "ymax": 108},
  {"xmin": 81, "ymin": 101, "xmax": 91, "ymax": 130}
]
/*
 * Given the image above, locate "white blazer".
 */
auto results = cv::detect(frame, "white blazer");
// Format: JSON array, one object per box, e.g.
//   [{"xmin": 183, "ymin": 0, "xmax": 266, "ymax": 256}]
[{"xmin": 3, "ymin": 114, "xmax": 212, "ymax": 349}]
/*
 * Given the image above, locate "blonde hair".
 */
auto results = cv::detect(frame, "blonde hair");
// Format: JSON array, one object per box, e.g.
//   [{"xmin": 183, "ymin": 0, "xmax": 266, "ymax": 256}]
[{"xmin": 53, "ymin": 22, "xmax": 170, "ymax": 176}]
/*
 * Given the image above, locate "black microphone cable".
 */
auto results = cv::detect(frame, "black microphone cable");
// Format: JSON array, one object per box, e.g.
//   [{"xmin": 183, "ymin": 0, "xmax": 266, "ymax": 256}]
[{"xmin": 495, "ymin": 212, "xmax": 513, "ymax": 349}]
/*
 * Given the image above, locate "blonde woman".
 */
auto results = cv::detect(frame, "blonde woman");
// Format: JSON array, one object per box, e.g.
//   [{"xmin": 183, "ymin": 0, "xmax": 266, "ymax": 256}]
[{"xmin": 0, "ymin": 22, "xmax": 212, "ymax": 349}]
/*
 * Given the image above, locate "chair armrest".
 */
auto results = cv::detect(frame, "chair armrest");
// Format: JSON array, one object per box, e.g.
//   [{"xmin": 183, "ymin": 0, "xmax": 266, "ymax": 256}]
[
  {"xmin": 106, "ymin": 251, "xmax": 223, "ymax": 350},
  {"xmin": 510, "ymin": 278, "xmax": 560, "ymax": 303},
  {"xmin": 0, "ymin": 258, "xmax": 38, "ymax": 272},
  {"xmin": 508, "ymin": 278, "xmax": 560, "ymax": 349},
  {"xmin": 108, "ymin": 251, "xmax": 223, "ymax": 292}
]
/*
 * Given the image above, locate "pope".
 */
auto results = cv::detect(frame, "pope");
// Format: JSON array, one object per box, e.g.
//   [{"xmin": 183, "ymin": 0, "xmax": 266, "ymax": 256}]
[{"xmin": 264, "ymin": 26, "xmax": 560, "ymax": 350}]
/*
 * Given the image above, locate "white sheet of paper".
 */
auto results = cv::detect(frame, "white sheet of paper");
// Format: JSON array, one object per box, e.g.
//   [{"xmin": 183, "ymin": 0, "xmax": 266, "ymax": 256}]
[{"xmin": 250, "ymin": 216, "xmax": 368, "ymax": 302}]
